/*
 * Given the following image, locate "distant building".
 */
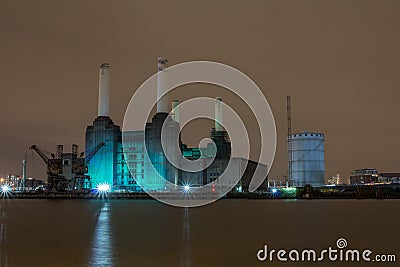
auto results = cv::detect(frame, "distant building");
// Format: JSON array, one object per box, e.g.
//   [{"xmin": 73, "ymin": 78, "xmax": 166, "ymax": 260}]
[
  {"xmin": 379, "ymin": 173, "xmax": 400, "ymax": 184},
  {"xmin": 3, "ymin": 174, "xmax": 22, "ymax": 189},
  {"xmin": 350, "ymin": 168, "xmax": 379, "ymax": 185},
  {"xmin": 327, "ymin": 174, "xmax": 343, "ymax": 185}
]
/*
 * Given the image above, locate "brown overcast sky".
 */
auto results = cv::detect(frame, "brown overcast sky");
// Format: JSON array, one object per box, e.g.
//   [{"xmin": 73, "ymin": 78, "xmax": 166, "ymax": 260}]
[{"xmin": 0, "ymin": 0, "xmax": 399, "ymax": 182}]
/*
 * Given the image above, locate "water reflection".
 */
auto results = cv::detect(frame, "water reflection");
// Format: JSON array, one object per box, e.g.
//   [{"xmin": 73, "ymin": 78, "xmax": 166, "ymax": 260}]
[
  {"xmin": 181, "ymin": 207, "xmax": 190, "ymax": 267},
  {"xmin": 0, "ymin": 209, "xmax": 8, "ymax": 267},
  {"xmin": 87, "ymin": 202, "xmax": 115, "ymax": 267}
]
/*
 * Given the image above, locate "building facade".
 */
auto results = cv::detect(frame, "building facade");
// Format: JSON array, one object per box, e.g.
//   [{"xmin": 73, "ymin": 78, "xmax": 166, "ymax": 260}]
[{"xmin": 350, "ymin": 168, "xmax": 379, "ymax": 185}]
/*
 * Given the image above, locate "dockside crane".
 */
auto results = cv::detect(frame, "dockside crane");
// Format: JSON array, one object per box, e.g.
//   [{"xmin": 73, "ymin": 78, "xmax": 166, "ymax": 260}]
[
  {"xmin": 29, "ymin": 144, "xmax": 67, "ymax": 191},
  {"xmin": 71, "ymin": 142, "xmax": 105, "ymax": 190},
  {"xmin": 287, "ymin": 96, "xmax": 293, "ymax": 185}
]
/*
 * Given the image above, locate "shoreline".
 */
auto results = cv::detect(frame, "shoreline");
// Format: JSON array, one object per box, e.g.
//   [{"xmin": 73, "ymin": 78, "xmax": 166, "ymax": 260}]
[{"xmin": 2, "ymin": 191, "xmax": 400, "ymax": 200}]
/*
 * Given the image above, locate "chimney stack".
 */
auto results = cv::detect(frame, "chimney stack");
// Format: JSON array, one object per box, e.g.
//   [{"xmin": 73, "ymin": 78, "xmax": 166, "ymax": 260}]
[
  {"xmin": 215, "ymin": 97, "xmax": 223, "ymax": 132},
  {"xmin": 157, "ymin": 58, "xmax": 168, "ymax": 113},
  {"xmin": 98, "ymin": 63, "xmax": 110, "ymax": 117}
]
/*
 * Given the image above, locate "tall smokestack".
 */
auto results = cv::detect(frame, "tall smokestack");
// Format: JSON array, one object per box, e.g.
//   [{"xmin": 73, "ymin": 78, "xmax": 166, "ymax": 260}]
[
  {"xmin": 98, "ymin": 63, "xmax": 110, "ymax": 117},
  {"xmin": 157, "ymin": 58, "xmax": 168, "ymax": 113},
  {"xmin": 215, "ymin": 97, "xmax": 223, "ymax": 132},
  {"xmin": 171, "ymin": 100, "xmax": 179, "ymax": 123}
]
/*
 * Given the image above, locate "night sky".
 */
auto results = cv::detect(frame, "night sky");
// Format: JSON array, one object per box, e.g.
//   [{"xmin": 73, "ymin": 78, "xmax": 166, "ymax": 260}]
[{"xmin": 1, "ymin": 0, "xmax": 399, "ymax": 182}]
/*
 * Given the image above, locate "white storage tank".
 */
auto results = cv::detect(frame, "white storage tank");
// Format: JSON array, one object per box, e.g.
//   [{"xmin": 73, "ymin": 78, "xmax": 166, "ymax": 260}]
[{"xmin": 290, "ymin": 132, "xmax": 325, "ymax": 187}]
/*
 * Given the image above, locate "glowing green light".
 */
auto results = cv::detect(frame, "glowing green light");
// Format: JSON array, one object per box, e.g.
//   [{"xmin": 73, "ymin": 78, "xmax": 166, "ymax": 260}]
[{"xmin": 282, "ymin": 187, "xmax": 297, "ymax": 192}]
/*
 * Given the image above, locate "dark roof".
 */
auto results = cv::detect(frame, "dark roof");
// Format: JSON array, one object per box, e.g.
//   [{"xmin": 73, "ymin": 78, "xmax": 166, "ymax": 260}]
[{"xmin": 380, "ymin": 173, "xmax": 400, "ymax": 177}]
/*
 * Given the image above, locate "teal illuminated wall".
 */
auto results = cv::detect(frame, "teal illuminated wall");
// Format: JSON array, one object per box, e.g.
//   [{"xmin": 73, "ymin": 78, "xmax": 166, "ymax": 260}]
[{"xmin": 85, "ymin": 116, "xmax": 120, "ymax": 189}]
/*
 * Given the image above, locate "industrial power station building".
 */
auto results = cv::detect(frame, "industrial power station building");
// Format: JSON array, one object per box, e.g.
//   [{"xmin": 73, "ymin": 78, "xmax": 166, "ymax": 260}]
[
  {"xmin": 85, "ymin": 63, "xmax": 137, "ymax": 191},
  {"xmin": 85, "ymin": 59, "xmax": 261, "ymax": 192}
]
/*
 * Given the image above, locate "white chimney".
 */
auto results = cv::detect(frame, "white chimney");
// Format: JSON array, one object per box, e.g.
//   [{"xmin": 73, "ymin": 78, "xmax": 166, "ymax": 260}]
[
  {"xmin": 157, "ymin": 58, "xmax": 168, "ymax": 113},
  {"xmin": 171, "ymin": 100, "xmax": 179, "ymax": 123},
  {"xmin": 215, "ymin": 97, "xmax": 223, "ymax": 132},
  {"xmin": 98, "ymin": 63, "xmax": 110, "ymax": 117}
]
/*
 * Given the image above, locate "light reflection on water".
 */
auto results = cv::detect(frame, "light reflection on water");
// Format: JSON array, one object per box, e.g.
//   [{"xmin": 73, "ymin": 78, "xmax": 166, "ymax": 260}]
[
  {"xmin": 87, "ymin": 202, "xmax": 115, "ymax": 267},
  {"xmin": 0, "ymin": 209, "xmax": 8, "ymax": 267},
  {"xmin": 181, "ymin": 207, "xmax": 190, "ymax": 267}
]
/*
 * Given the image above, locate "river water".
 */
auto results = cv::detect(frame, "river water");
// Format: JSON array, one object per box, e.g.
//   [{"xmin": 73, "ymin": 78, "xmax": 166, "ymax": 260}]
[{"xmin": 0, "ymin": 199, "xmax": 398, "ymax": 267}]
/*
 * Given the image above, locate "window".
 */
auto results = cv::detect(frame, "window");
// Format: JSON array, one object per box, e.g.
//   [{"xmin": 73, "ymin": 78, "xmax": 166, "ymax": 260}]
[{"xmin": 63, "ymin": 160, "xmax": 69, "ymax": 166}]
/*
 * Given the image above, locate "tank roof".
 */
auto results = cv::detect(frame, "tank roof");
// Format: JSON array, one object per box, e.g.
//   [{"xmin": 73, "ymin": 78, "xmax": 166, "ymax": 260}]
[{"xmin": 290, "ymin": 132, "xmax": 324, "ymax": 138}]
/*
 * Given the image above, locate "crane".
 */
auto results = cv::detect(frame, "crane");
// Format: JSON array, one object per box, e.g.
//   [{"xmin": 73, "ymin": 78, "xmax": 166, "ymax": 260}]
[
  {"xmin": 71, "ymin": 142, "xmax": 105, "ymax": 190},
  {"xmin": 287, "ymin": 96, "xmax": 293, "ymax": 184},
  {"xmin": 30, "ymin": 143, "xmax": 105, "ymax": 191},
  {"xmin": 29, "ymin": 145, "xmax": 67, "ymax": 191}
]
